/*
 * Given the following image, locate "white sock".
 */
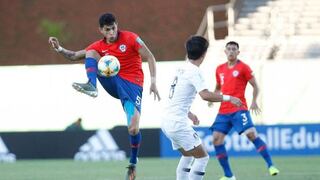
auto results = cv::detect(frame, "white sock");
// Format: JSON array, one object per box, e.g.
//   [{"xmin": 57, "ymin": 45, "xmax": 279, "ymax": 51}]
[
  {"xmin": 189, "ymin": 155, "xmax": 209, "ymax": 180},
  {"xmin": 176, "ymin": 156, "xmax": 194, "ymax": 180}
]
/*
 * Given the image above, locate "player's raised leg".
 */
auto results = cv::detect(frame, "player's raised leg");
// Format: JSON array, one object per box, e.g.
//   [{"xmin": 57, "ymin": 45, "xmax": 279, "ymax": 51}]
[
  {"xmin": 245, "ymin": 127, "xmax": 280, "ymax": 176},
  {"xmin": 72, "ymin": 50, "xmax": 99, "ymax": 97},
  {"xmin": 124, "ymin": 100, "xmax": 141, "ymax": 180}
]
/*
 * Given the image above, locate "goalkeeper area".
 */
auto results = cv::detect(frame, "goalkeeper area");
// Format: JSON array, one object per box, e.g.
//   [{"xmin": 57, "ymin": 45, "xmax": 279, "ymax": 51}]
[{"xmin": 1, "ymin": 156, "xmax": 319, "ymax": 180}]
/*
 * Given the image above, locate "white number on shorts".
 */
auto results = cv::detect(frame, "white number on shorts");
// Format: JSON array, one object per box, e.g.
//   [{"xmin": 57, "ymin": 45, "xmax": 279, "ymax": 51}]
[
  {"xmin": 241, "ymin": 113, "xmax": 248, "ymax": 126},
  {"xmin": 135, "ymin": 96, "xmax": 141, "ymax": 105}
]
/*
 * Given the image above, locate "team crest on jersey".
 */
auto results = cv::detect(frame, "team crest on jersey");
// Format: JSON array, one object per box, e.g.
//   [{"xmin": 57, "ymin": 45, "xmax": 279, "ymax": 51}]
[
  {"xmin": 119, "ymin": 44, "xmax": 127, "ymax": 52},
  {"xmin": 232, "ymin": 70, "xmax": 239, "ymax": 77}
]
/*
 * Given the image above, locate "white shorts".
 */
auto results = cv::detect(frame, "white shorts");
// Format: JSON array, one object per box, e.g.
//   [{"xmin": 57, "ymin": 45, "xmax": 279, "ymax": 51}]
[{"xmin": 161, "ymin": 120, "xmax": 202, "ymax": 151}]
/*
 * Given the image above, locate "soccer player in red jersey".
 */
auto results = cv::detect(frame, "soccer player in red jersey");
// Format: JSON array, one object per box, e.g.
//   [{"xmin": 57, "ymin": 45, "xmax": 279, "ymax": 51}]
[
  {"xmin": 209, "ymin": 41, "xmax": 279, "ymax": 180},
  {"xmin": 49, "ymin": 13, "xmax": 160, "ymax": 180}
]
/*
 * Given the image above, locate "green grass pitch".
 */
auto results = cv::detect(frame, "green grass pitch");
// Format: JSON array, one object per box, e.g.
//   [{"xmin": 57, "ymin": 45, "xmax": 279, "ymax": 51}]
[{"xmin": 1, "ymin": 156, "xmax": 319, "ymax": 180}]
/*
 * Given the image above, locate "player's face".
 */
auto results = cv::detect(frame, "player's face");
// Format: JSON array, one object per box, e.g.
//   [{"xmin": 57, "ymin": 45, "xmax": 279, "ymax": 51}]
[
  {"xmin": 100, "ymin": 23, "xmax": 118, "ymax": 43},
  {"xmin": 225, "ymin": 44, "xmax": 239, "ymax": 61}
]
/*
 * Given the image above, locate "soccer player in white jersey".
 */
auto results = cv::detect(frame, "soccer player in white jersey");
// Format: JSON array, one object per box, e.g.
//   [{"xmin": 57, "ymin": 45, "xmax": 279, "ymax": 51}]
[{"xmin": 161, "ymin": 36, "xmax": 242, "ymax": 180}]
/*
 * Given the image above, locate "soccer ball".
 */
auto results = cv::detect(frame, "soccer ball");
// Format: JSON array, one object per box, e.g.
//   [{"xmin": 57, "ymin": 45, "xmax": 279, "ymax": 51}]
[{"xmin": 98, "ymin": 55, "xmax": 120, "ymax": 77}]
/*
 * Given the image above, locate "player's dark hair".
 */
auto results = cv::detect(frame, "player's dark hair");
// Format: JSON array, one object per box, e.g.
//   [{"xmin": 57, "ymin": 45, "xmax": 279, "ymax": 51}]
[
  {"xmin": 99, "ymin": 13, "xmax": 116, "ymax": 27},
  {"xmin": 186, "ymin": 36, "xmax": 209, "ymax": 60},
  {"xmin": 226, "ymin": 41, "xmax": 239, "ymax": 49}
]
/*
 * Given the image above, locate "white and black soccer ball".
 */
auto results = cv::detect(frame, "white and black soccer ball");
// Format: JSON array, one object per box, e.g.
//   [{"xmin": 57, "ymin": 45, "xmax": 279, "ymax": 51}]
[{"xmin": 98, "ymin": 55, "xmax": 120, "ymax": 77}]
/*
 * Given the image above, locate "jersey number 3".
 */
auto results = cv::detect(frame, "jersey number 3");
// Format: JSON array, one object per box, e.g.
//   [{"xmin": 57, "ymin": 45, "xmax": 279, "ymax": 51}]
[{"xmin": 241, "ymin": 113, "xmax": 248, "ymax": 126}]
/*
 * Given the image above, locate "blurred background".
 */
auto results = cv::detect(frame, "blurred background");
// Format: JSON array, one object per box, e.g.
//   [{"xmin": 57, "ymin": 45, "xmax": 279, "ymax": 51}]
[{"xmin": 0, "ymin": 1, "xmax": 319, "ymax": 177}]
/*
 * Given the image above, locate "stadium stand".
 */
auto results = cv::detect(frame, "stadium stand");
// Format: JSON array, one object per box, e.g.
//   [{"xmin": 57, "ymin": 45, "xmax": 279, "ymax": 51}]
[
  {"xmin": 196, "ymin": 0, "xmax": 320, "ymax": 125},
  {"xmin": 197, "ymin": 0, "xmax": 320, "ymax": 61}
]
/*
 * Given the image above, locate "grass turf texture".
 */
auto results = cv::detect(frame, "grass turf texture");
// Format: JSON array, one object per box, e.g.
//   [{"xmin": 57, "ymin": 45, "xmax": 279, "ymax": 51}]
[{"xmin": 0, "ymin": 156, "xmax": 319, "ymax": 180}]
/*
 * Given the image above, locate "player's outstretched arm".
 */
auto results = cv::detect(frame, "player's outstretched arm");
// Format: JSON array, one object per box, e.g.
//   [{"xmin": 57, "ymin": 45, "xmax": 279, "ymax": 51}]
[
  {"xmin": 208, "ymin": 84, "xmax": 221, "ymax": 107},
  {"xmin": 138, "ymin": 41, "xmax": 161, "ymax": 101},
  {"xmin": 48, "ymin": 37, "xmax": 85, "ymax": 61},
  {"xmin": 199, "ymin": 89, "xmax": 242, "ymax": 107}
]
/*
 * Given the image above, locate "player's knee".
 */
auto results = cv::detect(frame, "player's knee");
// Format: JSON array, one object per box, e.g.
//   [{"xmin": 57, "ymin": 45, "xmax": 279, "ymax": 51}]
[
  {"xmin": 246, "ymin": 132, "xmax": 257, "ymax": 141},
  {"xmin": 128, "ymin": 126, "xmax": 139, "ymax": 135},
  {"xmin": 213, "ymin": 135, "xmax": 223, "ymax": 145},
  {"xmin": 194, "ymin": 155, "xmax": 209, "ymax": 168},
  {"xmin": 189, "ymin": 155, "xmax": 209, "ymax": 178},
  {"xmin": 244, "ymin": 127, "xmax": 257, "ymax": 141},
  {"xmin": 200, "ymin": 155, "xmax": 209, "ymax": 163}
]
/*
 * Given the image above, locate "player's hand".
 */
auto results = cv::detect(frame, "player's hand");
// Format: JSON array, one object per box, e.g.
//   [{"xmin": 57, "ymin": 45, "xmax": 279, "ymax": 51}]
[
  {"xmin": 230, "ymin": 96, "xmax": 242, "ymax": 107},
  {"xmin": 150, "ymin": 83, "xmax": 161, "ymax": 101},
  {"xmin": 250, "ymin": 101, "xmax": 261, "ymax": 115},
  {"xmin": 188, "ymin": 112, "xmax": 199, "ymax": 125},
  {"xmin": 48, "ymin": 37, "xmax": 60, "ymax": 51},
  {"xmin": 208, "ymin": 101, "xmax": 214, "ymax": 108}
]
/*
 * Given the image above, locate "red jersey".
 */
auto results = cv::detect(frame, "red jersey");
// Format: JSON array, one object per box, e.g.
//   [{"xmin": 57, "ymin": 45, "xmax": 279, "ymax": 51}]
[
  {"xmin": 215, "ymin": 60, "xmax": 253, "ymax": 114},
  {"xmin": 86, "ymin": 31, "xmax": 144, "ymax": 87}
]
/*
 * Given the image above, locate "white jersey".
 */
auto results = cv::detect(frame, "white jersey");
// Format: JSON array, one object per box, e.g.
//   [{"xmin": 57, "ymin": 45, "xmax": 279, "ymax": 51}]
[{"xmin": 162, "ymin": 61, "xmax": 208, "ymax": 130}]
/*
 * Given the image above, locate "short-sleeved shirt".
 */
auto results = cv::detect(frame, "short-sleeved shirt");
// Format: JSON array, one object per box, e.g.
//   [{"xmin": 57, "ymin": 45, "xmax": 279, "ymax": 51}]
[
  {"xmin": 162, "ymin": 61, "xmax": 208, "ymax": 129},
  {"xmin": 86, "ymin": 30, "xmax": 144, "ymax": 87},
  {"xmin": 215, "ymin": 60, "xmax": 253, "ymax": 114}
]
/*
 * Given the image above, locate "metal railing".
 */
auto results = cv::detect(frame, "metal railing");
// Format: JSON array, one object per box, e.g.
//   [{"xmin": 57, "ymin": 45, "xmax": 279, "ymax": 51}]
[{"xmin": 196, "ymin": 0, "xmax": 243, "ymax": 43}]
